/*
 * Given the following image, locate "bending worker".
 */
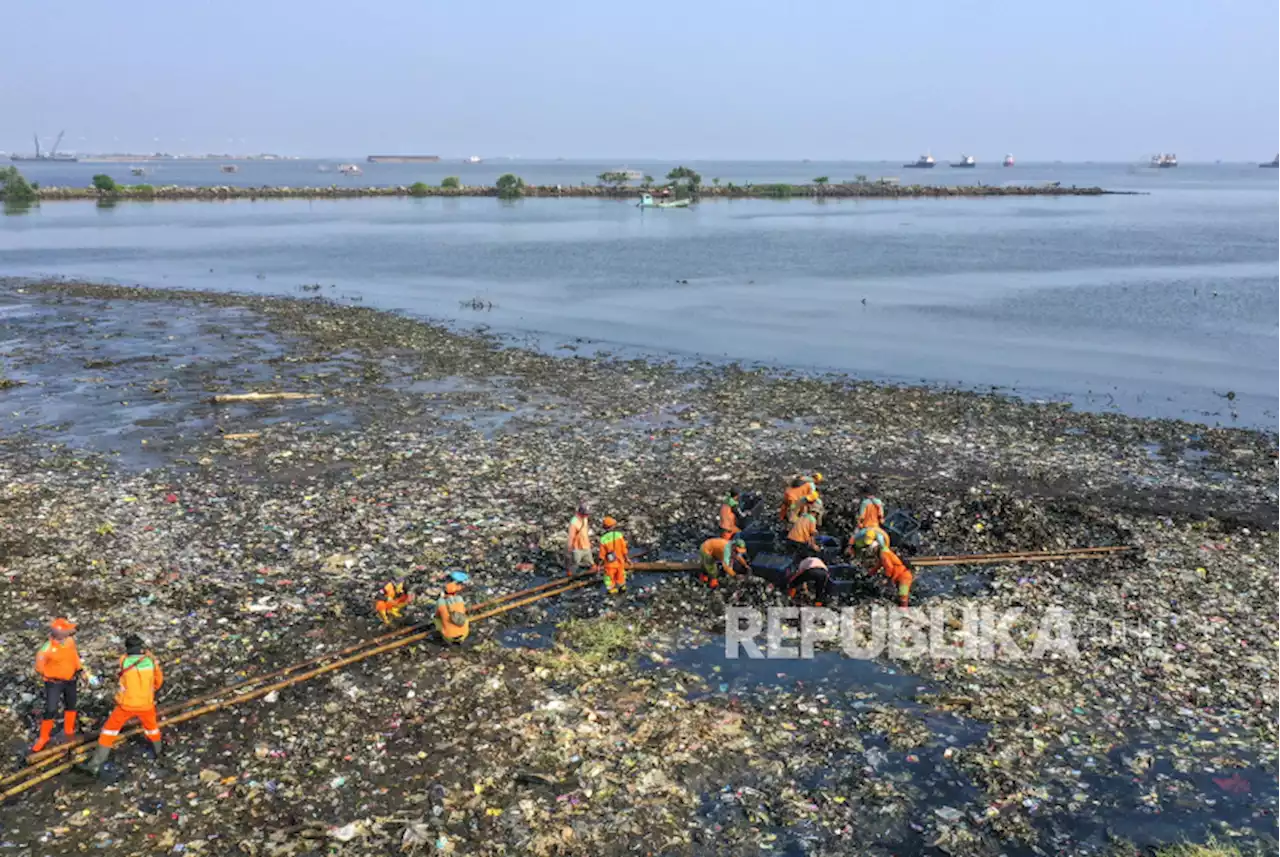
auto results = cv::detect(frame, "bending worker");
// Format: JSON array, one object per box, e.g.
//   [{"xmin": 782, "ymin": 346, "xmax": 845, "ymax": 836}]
[
  {"xmin": 32, "ymin": 617, "xmax": 94, "ymax": 753},
  {"xmin": 566, "ymin": 505, "xmax": 595, "ymax": 576},
  {"xmin": 857, "ymin": 535, "xmax": 913, "ymax": 608},
  {"xmin": 598, "ymin": 516, "xmax": 631, "ymax": 595},
  {"xmin": 718, "ymin": 490, "xmax": 742, "ymax": 540},
  {"xmin": 375, "ymin": 578, "xmax": 413, "ymax": 625},
  {"xmin": 435, "ymin": 580, "xmax": 470, "ymax": 644},
  {"xmin": 846, "ymin": 525, "xmax": 888, "ymax": 558},
  {"xmin": 778, "ymin": 477, "xmax": 811, "ymax": 524},
  {"xmin": 786, "ymin": 503, "xmax": 821, "ymax": 559},
  {"xmin": 79, "ymin": 634, "xmax": 163, "ymax": 777},
  {"xmin": 787, "ymin": 556, "xmax": 832, "ymax": 605},
  {"xmin": 699, "ymin": 536, "xmax": 749, "ymax": 589}
]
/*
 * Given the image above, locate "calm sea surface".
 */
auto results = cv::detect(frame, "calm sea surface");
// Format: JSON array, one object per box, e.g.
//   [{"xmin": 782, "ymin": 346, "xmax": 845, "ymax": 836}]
[{"xmin": 2, "ymin": 160, "xmax": 1276, "ymax": 428}]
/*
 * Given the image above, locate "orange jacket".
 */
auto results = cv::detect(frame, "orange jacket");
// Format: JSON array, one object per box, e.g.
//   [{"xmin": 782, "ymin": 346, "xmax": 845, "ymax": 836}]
[
  {"xmin": 599, "ymin": 529, "xmax": 629, "ymax": 571},
  {"xmin": 435, "ymin": 593, "xmax": 470, "ymax": 640},
  {"xmin": 873, "ymin": 548, "xmax": 912, "ymax": 587},
  {"xmin": 115, "ymin": 653, "xmax": 163, "ymax": 711},
  {"xmin": 779, "ymin": 485, "xmax": 809, "ymax": 522},
  {"xmin": 718, "ymin": 503, "xmax": 740, "ymax": 536},
  {"xmin": 35, "ymin": 638, "xmax": 82, "ymax": 682},
  {"xmin": 787, "ymin": 513, "xmax": 818, "ymax": 546},
  {"xmin": 857, "ymin": 497, "xmax": 885, "ymax": 529}
]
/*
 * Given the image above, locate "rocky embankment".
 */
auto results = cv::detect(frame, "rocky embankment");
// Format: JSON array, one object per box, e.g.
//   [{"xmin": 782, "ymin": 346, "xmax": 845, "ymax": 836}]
[{"xmin": 31, "ymin": 181, "xmax": 1115, "ymax": 202}]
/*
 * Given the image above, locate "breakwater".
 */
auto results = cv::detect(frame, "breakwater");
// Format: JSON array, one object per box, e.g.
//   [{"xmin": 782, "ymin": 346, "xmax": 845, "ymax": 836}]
[{"xmin": 28, "ymin": 181, "xmax": 1116, "ymax": 202}]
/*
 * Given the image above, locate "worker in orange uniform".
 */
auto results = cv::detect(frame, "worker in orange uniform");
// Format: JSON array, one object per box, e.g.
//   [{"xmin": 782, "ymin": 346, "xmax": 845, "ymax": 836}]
[
  {"xmin": 32, "ymin": 618, "xmax": 94, "ymax": 753},
  {"xmin": 861, "ymin": 538, "xmax": 913, "ymax": 608},
  {"xmin": 778, "ymin": 478, "xmax": 811, "ymax": 524},
  {"xmin": 598, "ymin": 516, "xmax": 631, "ymax": 595},
  {"xmin": 78, "ymin": 634, "xmax": 163, "ymax": 777},
  {"xmin": 857, "ymin": 483, "xmax": 885, "ymax": 530},
  {"xmin": 787, "ymin": 556, "xmax": 832, "ymax": 605},
  {"xmin": 565, "ymin": 505, "xmax": 595, "ymax": 576},
  {"xmin": 435, "ymin": 581, "xmax": 470, "ymax": 644},
  {"xmin": 786, "ymin": 503, "xmax": 821, "ymax": 559},
  {"xmin": 375, "ymin": 578, "xmax": 413, "ymax": 625},
  {"xmin": 718, "ymin": 489, "xmax": 742, "ymax": 539},
  {"xmin": 699, "ymin": 537, "xmax": 749, "ymax": 588},
  {"xmin": 846, "ymin": 525, "xmax": 888, "ymax": 558}
]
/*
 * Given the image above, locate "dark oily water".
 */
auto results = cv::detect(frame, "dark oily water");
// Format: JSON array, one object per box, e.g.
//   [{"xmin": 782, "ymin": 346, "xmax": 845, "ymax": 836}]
[{"xmin": 0, "ymin": 162, "xmax": 1275, "ymax": 428}]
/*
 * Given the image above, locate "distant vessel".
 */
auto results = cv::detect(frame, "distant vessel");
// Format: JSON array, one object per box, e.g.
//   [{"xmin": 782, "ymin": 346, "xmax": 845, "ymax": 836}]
[
  {"xmin": 612, "ymin": 168, "xmax": 644, "ymax": 181},
  {"xmin": 11, "ymin": 131, "xmax": 78, "ymax": 163},
  {"xmin": 338, "ymin": 164, "xmax": 362, "ymax": 176},
  {"xmin": 951, "ymin": 154, "xmax": 976, "ymax": 168},
  {"xmin": 1149, "ymin": 153, "xmax": 1177, "ymax": 168},
  {"xmin": 220, "ymin": 165, "xmax": 239, "ymax": 174},
  {"xmin": 638, "ymin": 193, "xmax": 691, "ymax": 209},
  {"xmin": 903, "ymin": 153, "xmax": 936, "ymax": 169},
  {"xmin": 1003, "ymin": 153, "xmax": 1015, "ymax": 167},
  {"xmin": 1260, "ymin": 154, "xmax": 1279, "ymax": 168},
  {"xmin": 130, "ymin": 167, "xmax": 147, "ymax": 177},
  {"xmin": 367, "ymin": 154, "xmax": 441, "ymax": 164},
  {"xmin": 465, "ymin": 155, "xmax": 482, "ymax": 164}
]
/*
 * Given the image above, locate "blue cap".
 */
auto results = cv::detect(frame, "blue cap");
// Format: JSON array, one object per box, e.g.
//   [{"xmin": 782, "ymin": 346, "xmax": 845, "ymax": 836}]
[{"xmin": 448, "ymin": 571, "xmax": 471, "ymax": 583}]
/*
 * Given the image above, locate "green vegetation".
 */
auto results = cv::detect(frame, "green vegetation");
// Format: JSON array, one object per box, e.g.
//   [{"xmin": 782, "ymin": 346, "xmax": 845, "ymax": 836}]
[
  {"xmin": 641, "ymin": 175, "xmax": 654, "ymax": 188},
  {"xmin": 495, "ymin": 173, "xmax": 525, "ymax": 199},
  {"xmin": 0, "ymin": 166, "xmax": 38, "ymax": 203},
  {"xmin": 555, "ymin": 617, "xmax": 641, "ymax": 662},
  {"xmin": 92, "ymin": 174, "xmax": 118, "ymax": 193},
  {"xmin": 812, "ymin": 176, "xmax": 829, "ymax": 185},
  {"xmin": 711, "ymin": 177, "xmax": 721, "ymax": 187},
  {"xmin": 757, "ymin": 183, "xmax": 795, "ymax": 198},
  {"xmin": 854, "ymin": 174, "xmax": 868, "ymax": 183},
  {"xmin": 130, "ymin": 184, "xmax": 155, "ymax": 196},
  {"xmin": 440, "ymin": 176, "xmax": 461, "ymax": 190},
  {"xmin": 409, "ymin": 181, "xmax": 431, "ymax": 196},
  {"xmin": 596, "ymin": 171, "xmax": 633, "ymax": 188}
]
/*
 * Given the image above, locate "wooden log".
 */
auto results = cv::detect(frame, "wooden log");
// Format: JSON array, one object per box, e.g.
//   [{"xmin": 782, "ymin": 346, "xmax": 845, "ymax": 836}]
[{"xmin": 210, "ymin": 392, "xmax": 319, "ymax": 404}]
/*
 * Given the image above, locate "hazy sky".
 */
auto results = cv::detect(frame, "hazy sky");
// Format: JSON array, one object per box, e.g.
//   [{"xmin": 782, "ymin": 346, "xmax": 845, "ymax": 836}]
[{"xmin": 4, "ymin": 0, "xmax": 1276, "ymax": 160}]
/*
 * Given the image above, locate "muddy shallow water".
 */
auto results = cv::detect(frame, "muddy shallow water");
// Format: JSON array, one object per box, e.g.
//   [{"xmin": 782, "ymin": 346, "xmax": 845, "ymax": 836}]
[{"xmin": 0, "ymin": 280, "xmax": 1274, "ymax": 856}]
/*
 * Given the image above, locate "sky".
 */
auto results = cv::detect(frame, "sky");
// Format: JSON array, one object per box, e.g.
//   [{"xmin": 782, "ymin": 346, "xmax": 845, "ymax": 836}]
[{"xmin": 3, "ymin": 0, "xmax": 1276, "ymax": 161}]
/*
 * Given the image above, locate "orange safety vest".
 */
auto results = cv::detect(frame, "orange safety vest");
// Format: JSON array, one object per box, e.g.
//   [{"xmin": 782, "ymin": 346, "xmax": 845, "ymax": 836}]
[
  {"xmin": 115, "ymin": 653, "xmax": 163, "ymax": 711},
  {"xmin": 858, "ymin": 497, "xmax": 885, "ymax": 529},
  {"xmin": 567, "ymin": 515, "xmax": 590, "ymax": 552},
  {"xmin": 787, "ymin": 513, "xmax": 817, "ymax": 545},
  {"xmin": 35, "ymin": 638, "xmax": 82, "ymax": 682},
  {"xmin": 875, "ymin": 549, "xmax": 912, "ymax": 587},
  {"xmin": 718, "ymin": 503, "xmax": 740, "ymax": 536},
  {"xmin": 599, "ymin": 529, "xmax": 629, "ymax": 572},
  {"xmin": 779, "ymin": 485, "xmax": 809, "ymax": 522},
  {"xmin": 435, "ymin": 594, "xmax": 469, "ymax": 640}
]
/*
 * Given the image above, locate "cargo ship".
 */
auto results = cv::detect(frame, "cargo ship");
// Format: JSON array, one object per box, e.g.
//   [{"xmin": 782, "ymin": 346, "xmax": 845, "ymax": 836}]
[
  {"xmin": 950, "ymin": 154, "xmax": 976, "ymax": 168},
  {"xmin": 903, "ymin": 153, "xmax": 936, "ymax": 168},
  {"xmin": 366, "ymin": 154, "xmax": 441, "ymax": 164},
  {"xmin": 1260, "ymin": 154, "xmax": 1279, "ymax": 168},
  {"xmin": 1149, "ymin": 153, "xmax": 1177, "ymax": 168},
  {"xmin": 1003, "ymin": 153, "xmax": 1015, "ymax": 167}
]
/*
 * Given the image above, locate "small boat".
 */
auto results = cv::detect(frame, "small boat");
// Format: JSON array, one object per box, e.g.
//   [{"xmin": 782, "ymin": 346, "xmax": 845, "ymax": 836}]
[
  {"xmin": 950, "ymin": 154, "xmax": 976, "ymax": 168},
  {"xmin": 612, "ymin": 168, "xmax": 644, "ymax": 181},
  {"xmin": 638, "ymin": 193, "xmax": 691, "ymax": 209},
  {"xmin": 466, "ymin": 155, "xmax": 482, "ymax": 164},
  {"xmin": 903, "ymin": 153, "xmax": 936, "ymax": 169},
  {"xmin": 130, "ymin": 167, "xmax": 147, "ymax": 176},
  {"xmin": 1149, "ymin": 153, "xmax": 1177, "ymax": 168},
  {"xmin": 1260, "ymin": 154, "xmax": 1279, "ymax": 168},
  {"xmin": 220, "ymin": 164, "xmax": 239, "ymax": 174},
  {"xmin": 1003, "ymin": 154, "xmax": 1015, "ymax": 167},
  {"xmin": 338, "ymin": 164, "xmax": 362, "ymax": 176}
]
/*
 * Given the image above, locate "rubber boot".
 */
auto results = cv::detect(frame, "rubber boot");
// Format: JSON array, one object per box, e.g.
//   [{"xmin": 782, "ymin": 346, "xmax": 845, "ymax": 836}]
[
  {"xmin": 147, "ymin": 740, "xmax": 164, "ymax": 763},
  {"xmin": 31, "ymin": 719, "xmax": 55, "ymax": 753},
  {"xmin": 64, "ymin": 710, "xmax": 77, "ymax": 738},
  {"xmin": 76, "ymin": 744, "xmax": 111, "ymax": 777}
]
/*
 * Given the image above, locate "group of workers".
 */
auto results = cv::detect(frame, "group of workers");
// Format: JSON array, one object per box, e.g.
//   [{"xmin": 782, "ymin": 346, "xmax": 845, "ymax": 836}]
[
  {"xmin": 373, "ymin": 571, "xmax": 473, "ymax": 643},
  {"xmin": 29, "ymin": 617, "xmax": 164, "ymax": 777},
  {"xmin": 565, "ymin": 505, "xmax": 632, "ymax": 594}
]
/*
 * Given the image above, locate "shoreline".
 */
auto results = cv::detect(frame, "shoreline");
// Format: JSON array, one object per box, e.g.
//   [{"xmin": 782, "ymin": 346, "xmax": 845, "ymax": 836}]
[
  {"xmin": 0, "ymin": 279, "xmax": 1274, "ymax": 855},
  {"xmin": 24, "ymin": 181, "xmax": 1123, "ymax": 203}
]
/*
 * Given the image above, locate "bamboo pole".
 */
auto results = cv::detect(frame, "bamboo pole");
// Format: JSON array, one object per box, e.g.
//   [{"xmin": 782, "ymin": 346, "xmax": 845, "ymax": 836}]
[{"xmin": 211, "ymin": 392, "xmax": 320, "ymax": 404}]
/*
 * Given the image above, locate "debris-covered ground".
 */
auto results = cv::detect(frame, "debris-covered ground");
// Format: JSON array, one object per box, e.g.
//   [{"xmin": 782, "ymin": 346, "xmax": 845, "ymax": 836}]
[{"xmin": 0, "ymin": 279, "xmax": 1275, "ymax": 856}]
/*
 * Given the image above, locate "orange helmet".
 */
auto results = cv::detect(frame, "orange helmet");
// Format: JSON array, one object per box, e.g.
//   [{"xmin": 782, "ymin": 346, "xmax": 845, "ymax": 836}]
[
  {"xmin": 50, "ymin": 618, "xmax": 76, "ymax": 634},
  {"xmin": 603, "ymin": 516, "xmax": 617, "ymax": 528}
]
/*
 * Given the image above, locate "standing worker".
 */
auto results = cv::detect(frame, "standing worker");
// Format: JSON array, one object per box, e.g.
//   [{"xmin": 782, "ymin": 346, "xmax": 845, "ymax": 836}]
[
  {"xmin": 598, "ymin": 516, "xmax": 631, "ymax": 595},
  {"xmin": 566, "ymin": 505, "xmax": 595, "ymax": 576},
  {"xmin": 862, "ymin": 540, "xmax": 913, "ymax": 608},
  {"xmin": 857, "ymin": 484, "xmax": 885, "ymax": 530},
  {"xmin": 78, "ymin": 634, "xmax": 164, "ymax": 777},
  {"xmin": 698, "ymin": 537, "xmax": 749, "ymax": 589},
  {"xmin": 435, "ymin": 580, "xmax": 470, "ymax": 644},
  {"xmin": 778, "ymin": 477, "xmax": 811, "ymax": 524},
  {"xmin": 718, "ymin": 490, "xmax": 743, "ymax": 540},
  {"xmin": 32, "ymin": 618, "xmax": 94, "ymax": 753},
  {"xmin": 786, "ymin": 503, "xmax": 821, "ymax": 559},
  {"xmin": 374, "ymin": 578, "xmax": 413, "ymax": 625}
]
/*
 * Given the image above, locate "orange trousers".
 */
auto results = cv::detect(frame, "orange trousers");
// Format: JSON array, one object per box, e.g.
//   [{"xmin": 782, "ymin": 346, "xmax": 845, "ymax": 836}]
[
  {"xmin": 602, "ymin": 564, "xmax": 627, "ymax": 592},
  {"xmin": 98, "ymin": 705, "xmax": 160, "ymax": 748}
]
